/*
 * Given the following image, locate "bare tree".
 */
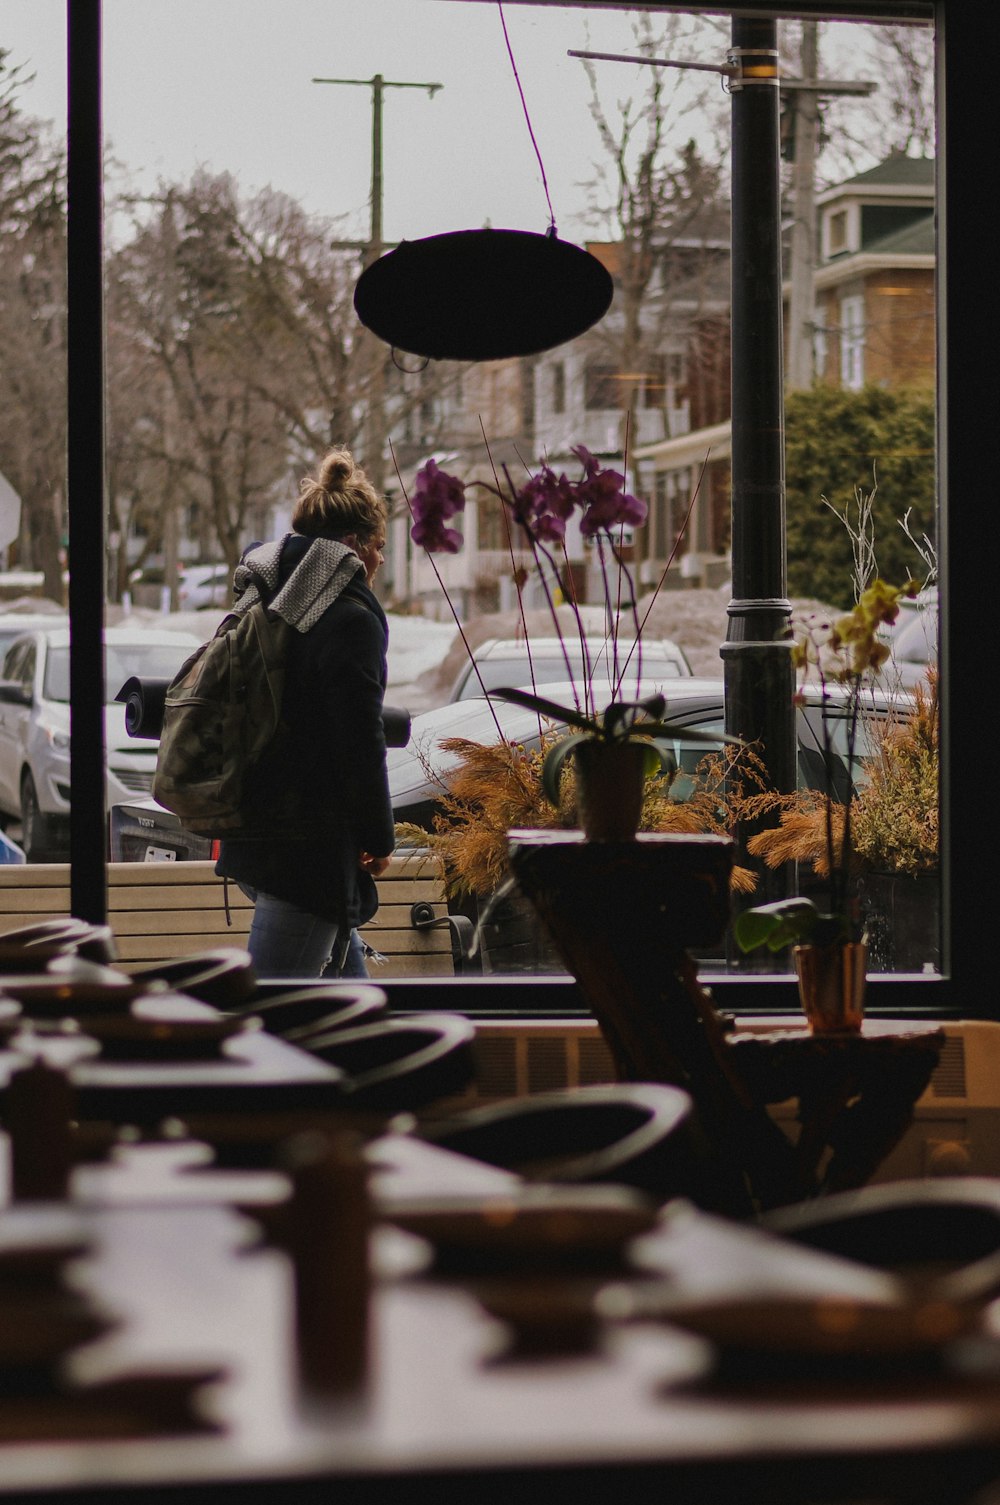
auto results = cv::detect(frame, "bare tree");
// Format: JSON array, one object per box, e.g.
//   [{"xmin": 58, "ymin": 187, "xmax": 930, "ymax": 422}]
[
  {"xmin": 579, "ymin": 14, "xmax": 730, "ymax": 453},
  {"xmin": 788, "ymin": 18, "xmax": 935, "ymax": 187},
  {"xmin": 108, "ymin": 174, "xmax": 329, "ymax": 578},
  {"xmin": 0, "ymin": 50, "xmax": 66, "ymax": 598}
]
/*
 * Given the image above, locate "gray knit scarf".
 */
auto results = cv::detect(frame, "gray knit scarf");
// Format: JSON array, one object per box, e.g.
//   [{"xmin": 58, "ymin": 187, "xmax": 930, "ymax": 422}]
[{"xmin": 232, "ymin": 535, "xmax": 365, "ymax": 634}]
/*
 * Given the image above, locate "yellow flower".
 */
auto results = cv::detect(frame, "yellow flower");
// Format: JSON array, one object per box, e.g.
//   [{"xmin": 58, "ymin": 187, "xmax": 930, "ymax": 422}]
[{"xmin": 831, "ymin": 578, "xmax": 920, "ymax": 679}]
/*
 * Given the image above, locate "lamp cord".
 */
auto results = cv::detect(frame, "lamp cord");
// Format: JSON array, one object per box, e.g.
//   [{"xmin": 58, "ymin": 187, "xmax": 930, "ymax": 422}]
[{"xmin": 498, "ymin": 2, "xmax": 557, "ymax": 235}]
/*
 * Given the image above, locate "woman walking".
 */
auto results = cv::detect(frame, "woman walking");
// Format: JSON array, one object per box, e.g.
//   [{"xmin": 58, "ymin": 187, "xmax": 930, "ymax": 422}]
[{"xmin": 216, "ymin": 447, "xmax": 394, "ymax": 978}]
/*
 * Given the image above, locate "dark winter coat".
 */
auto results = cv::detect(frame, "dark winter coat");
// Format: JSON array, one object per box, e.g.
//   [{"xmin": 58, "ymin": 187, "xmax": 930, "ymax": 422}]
[{"xmin": 215, "ymin": 533, "xmax": 394, "ymax": 928}]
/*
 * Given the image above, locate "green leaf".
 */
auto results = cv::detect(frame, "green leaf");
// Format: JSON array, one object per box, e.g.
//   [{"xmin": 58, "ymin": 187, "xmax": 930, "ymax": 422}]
[
  {"xmin": 733, "ymin": 898, "xmax": 820, "ymax": 953},
  {"xmin": 541, "ymin": 732, "xmax": 589, "ymax": 807},
  {"xmin": 603, "ymin": 695, "xmax": 667, "ymax": 739},
  {"xmin": 628, "ymin": 737, "xmax": 675, "ymax": 780},
  {"xmin": 489, "ymin": 686, "xmax": 597, "ymax": 735}
]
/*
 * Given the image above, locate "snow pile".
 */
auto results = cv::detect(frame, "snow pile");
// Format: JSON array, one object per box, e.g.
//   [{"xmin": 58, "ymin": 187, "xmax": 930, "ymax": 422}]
[
  {"xmin": 118, "ymin": 592, "xmax": 840, "ymax": 715},
  {"xmin": 385, "ymin": 614, "xmax": 457, "ymax": 701}
]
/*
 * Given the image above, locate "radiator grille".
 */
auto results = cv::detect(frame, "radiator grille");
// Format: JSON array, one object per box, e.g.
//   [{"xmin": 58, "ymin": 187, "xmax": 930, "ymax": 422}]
[
  {"xmin": 526, "ymin": 1037, "xmax": 572, "ymax": 1094},
  {"xmin": 579, "ymin": 1035, "xmax": 615, "ymax": 1084},
  {"xmin": 930, "ymin": 1034, "xmax": 967, "ymax": 1098},
  {"xmin": 470, "ymin": 1036, "xmax": 519, "ymax": 1099},
  {"xmin": 471, "ymin": 1026, "xmax": 970, "ymax": 1107}
]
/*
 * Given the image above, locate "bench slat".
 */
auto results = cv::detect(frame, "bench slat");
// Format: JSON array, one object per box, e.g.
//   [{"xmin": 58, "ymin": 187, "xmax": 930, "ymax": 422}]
[{"xmin": 0, "ymin": 854, "xmax": 456, "ymax": 975}]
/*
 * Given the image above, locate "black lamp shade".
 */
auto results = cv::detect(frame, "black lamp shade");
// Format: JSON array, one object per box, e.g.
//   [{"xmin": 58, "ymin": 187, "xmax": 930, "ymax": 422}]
[{"xmin": 353, "ymin": 228, "xmax": 614, "ymax": 361}]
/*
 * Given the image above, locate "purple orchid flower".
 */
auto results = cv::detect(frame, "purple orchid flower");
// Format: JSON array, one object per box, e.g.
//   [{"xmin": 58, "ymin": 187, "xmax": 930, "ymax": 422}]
[
  {"xmin": 511, "ymin": 464, "xmax": 577, "ymax": 545},
  {"xmin": 411, "ymin": 459, "xmax": 467, "ymax": 554},
  {"xmin": 572, "ymin": 446, "xmax": 648, "ymax": 537}
]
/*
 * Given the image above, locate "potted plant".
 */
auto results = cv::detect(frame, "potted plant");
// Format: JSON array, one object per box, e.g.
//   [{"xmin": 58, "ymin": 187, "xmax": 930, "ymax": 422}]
[
  {"xmin": 394, "ymin": 442, "xmax": 757, "ymax": 967},
  {"xmin": 732, "ymin": 578, "xmax": 921, "ymax": 1029},
  {"xmin": 403, "ymin": 445, "xmax": 742, "ymax": 839}
]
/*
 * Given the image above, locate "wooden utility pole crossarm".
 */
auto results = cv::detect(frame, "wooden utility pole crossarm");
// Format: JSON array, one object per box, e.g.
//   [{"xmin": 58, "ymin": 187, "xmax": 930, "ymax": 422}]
[{"xmin": 312, "ymin": 74, "xmax": 442, "ymax": 493}]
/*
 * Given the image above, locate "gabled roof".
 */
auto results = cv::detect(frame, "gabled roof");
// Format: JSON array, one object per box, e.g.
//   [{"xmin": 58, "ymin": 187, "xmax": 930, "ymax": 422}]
[
  {"xmin": 864, "ymin": 215, "xmax": 935, "ymax": 256},
  {"xmin": 840, "ymin": 153, "xmax": 935, "ymax": 190}
]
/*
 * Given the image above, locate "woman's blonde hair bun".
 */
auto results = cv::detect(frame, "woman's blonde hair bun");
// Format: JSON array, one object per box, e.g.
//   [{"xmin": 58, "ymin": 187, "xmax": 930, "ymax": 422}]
[
  {"xmin": 316, "ymin": 450, "xmax": 354, "ymax": 493},
  {"xmin": 293, "ymin": 446, "xmax": 386, "ymax": 541}
]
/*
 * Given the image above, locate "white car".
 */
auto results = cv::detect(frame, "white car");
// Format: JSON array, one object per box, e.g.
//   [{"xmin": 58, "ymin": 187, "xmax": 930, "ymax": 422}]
[
  {"xmin": 178, "ymin": 563, "xmax": 231, "ymax": 610},
  {"xmin": 889, "ymin": 594, "xmax": 938, "ymax": 689},
  {"xmin": 0, "ymin": 626, "xmax": 200, "ymax": 860},
  {"xmin": 447, "ymin": 634, "xmax": 693, "ymax": 702},
  {"xmin": 0, "ymin": 610, "xmax": 69, "ymax": 661},
  {"xmin": 392, "ymin": 677, "xmax": 911, "ymax": 830}
]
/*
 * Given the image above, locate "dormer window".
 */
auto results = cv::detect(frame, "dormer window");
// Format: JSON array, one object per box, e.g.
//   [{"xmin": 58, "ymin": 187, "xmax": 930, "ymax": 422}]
[
  {"xmin": 828, "ymin": 210, "xmax": 848, "ymax": 254},
  {"xmin": 821, "ymin": 200, "xmax": 862, "ymax": 260}
]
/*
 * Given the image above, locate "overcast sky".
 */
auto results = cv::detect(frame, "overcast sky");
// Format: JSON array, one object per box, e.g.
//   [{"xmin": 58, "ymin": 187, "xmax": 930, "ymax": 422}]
[
  {"xmin": 3, "ymin": 3, "xmax": 916, "ymax": 249},
  {"xmin": 3, "ymin": 1, "xmax": 727, "ymax": 244}
]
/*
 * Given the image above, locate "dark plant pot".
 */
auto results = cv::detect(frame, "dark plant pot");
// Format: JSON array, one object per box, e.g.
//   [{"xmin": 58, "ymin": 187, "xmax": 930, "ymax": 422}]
[{"xmin": 574, "ymin": 740, "xmax": 648, "ymax": 842}]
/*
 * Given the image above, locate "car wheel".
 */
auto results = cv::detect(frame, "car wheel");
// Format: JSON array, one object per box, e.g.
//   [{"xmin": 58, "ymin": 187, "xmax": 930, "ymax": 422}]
[{"xmin": 21, "ymin": 771, "xmax": 55, "ymax": 862}]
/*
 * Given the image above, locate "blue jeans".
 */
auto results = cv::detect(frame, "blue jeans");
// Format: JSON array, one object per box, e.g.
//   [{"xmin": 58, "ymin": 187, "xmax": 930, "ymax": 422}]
[
  {"xmin": 244, "ymin": 888, "xmax": 369, "ymax": 980},
  {"xmin": 324, "ymin": 926, "xmax": 370, "ymax": 980}
]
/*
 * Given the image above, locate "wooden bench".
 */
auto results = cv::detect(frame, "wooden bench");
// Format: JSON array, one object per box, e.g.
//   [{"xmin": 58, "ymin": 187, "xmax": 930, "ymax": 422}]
[{"xmin": 0, "ymin": 851, "xmax": 461, "ymax": 977}]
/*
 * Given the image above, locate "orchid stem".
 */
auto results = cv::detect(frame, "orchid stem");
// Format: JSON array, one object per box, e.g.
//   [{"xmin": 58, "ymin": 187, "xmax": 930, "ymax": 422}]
[{"xmin": 389, "ymin": 438, "xmax": 505, "ymax": 742}]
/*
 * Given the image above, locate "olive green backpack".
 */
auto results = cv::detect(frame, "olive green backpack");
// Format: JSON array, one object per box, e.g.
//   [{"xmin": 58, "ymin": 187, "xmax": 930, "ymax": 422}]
[{"xmin": 152, "ymin": 600, "xmax": 292, "ymax": 836}]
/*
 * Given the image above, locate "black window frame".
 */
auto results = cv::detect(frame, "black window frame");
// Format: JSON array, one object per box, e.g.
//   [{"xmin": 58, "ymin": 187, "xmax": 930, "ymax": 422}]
[{"xmin": 64, "ymin": 1, "xmax": 990, "ymax": 1023}]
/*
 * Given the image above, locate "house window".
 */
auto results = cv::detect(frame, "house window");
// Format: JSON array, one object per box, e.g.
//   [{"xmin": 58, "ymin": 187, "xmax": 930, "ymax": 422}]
[
  {"xmin": 551, "ymin": 362, "xmax": 565, "ymax": 415},
  {"xmin": 828, "ymin": 208, "xmax": 849, "ymax": 255},
  {"xmin": 652, "ymin": 472, "xmax": 668, "ymax": 554},
  {"xmin": 652, "ymin": 471, "xmax": 689, "ymax": 557},
  {"xmin": 643, "ymin": 355, "xmax": 666, "ymax": 409},
  {"xmin": 840, "ymin": 295, "xmax": 865, "ymax": 389},
  {"xmin": 584, "ymin": 362, "xmax": 619, "ymax": 410},
  {"xmin": 813, "ymin": 309, "xmax": 828, "ymax": 378}
]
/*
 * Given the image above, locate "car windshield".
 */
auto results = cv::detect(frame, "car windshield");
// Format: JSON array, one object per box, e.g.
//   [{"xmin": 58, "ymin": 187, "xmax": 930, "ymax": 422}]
[
  {"xmin": 43, "ymin": 643, "xmax": 194, "ymax": 703},
  {"xmin": 470, "ymin": 652, "xmax": 685, "ymax": 696}
]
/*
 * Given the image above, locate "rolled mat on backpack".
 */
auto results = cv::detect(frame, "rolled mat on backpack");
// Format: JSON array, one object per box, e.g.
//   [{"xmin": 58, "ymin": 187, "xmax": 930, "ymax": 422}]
[
  {"xmin": 117, "ymin": 675, "xmax": 411, "ymax": 749},
  {"xmin": 115, "ymin": 676, "xmax": 171, "ymax": 739}
]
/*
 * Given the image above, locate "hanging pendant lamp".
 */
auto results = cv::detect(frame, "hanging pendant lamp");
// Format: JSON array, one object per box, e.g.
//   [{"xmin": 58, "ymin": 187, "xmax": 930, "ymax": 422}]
[{"xmin": 353, "ymin": 225, "xmax": 613, "ymax": 362}]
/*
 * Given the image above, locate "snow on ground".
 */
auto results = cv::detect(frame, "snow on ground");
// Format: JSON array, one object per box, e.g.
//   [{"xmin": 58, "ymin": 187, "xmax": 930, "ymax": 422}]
[
  {"xmin": 385, "ymin": 614, "xmax": 457, "ymax": 706},
  {"xmin": 397, "ymin": 589, "xmax": 840, "ymax": 712}
]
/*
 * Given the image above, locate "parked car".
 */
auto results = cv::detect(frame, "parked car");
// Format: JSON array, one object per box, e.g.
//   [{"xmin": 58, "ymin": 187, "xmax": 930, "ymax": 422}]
[
  {"xmin": 889, "ymin": 593, "xmax": 938, "ymax": 689},
  {"xmin": 0, "ymin": 610, "xmax": 68, "ymax": 662},
  {"xmin": 447, "ymin": 635, "xmax": 692, "ymax": 702},
  {"xmin": 0, "ymin": 626, "xmax": 200, "ymax": 860},
  {"xmin": 178, "ymin": 562, "xmax": 231, "ymax": 610},
  {"xmin": 109, "ymin": 703, "xmax": 413, "ymax": 864},
  {"xmin": 110, "ymin": 799, "xmax": 216, "ymax": 863},
  {"xmin": 108, "ymin": 676, "xmax": 910, "ymax": 881},
  {"xmin": 390, "ymin": 677, "xmax": 911, "ymax": 830}
]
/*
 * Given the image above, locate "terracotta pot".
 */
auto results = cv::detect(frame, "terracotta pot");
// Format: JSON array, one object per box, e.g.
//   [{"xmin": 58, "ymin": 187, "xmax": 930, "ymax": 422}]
[
  {"xmin": 793, "ymin": 940, "xmax": 867, "ymax": 1033},
  {"xmin": 573, "ymin": 740, "xmax": 649, "ymax": 842}
]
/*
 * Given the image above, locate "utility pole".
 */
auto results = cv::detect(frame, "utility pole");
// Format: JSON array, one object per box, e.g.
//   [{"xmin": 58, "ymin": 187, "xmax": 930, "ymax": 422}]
[
  {"xmin": 783, "ymin": 24, "xmax": 874, "ymax": 389},
  {"xmin": 721, "ymin": 16, "xmax": 796, "ymax": 914},
  {"xmin": 573, "ymin": 32, "xmax": 875, "ymax": 915},
  {"xmin": 312, "ymin": 73, "xmax": 441, "ymax": 493}
]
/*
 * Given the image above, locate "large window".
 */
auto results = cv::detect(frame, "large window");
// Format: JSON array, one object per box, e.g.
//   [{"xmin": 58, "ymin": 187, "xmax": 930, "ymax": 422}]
[
  {"xmin": 839, "ymin": 294, "xmax": 866, "ymax": 388},
  {"xmin": 7, "ymin": 2, "xmax": 992, "ymax": 1018}
]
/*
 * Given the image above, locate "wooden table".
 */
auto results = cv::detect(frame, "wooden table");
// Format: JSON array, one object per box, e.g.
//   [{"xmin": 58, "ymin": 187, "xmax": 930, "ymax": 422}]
[
  {"xmin": 0, "ymin": 1003, "xmax": 344, "ymax": 1125},
  {"xmin": 2, "ymin": 1135, "xmax": 1000, "ymax": 1504}
]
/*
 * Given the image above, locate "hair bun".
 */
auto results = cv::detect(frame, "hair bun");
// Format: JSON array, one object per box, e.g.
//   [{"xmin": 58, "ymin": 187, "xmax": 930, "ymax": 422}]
[{"xmin": 318, "ymin": 450, "xmax": 354, "ymax": 493}]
